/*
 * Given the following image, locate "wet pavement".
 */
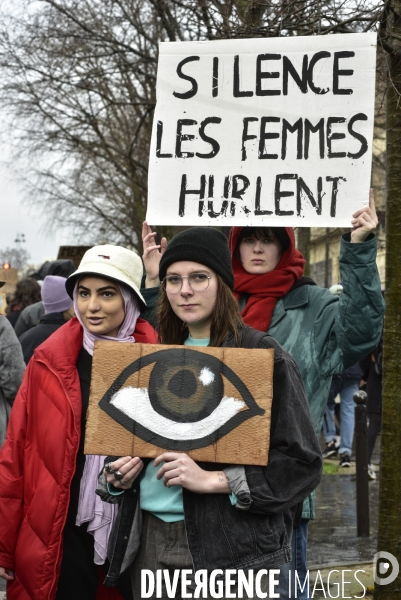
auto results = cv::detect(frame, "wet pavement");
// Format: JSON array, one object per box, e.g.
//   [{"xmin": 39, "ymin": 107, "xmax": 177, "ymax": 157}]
[
  {"xmin": 308, "ymin": 470, "xmax": 379, "ymax": 568},
  {"xmin": 307, "ymin": 434, "xmax": 381, "ymax": 569}
]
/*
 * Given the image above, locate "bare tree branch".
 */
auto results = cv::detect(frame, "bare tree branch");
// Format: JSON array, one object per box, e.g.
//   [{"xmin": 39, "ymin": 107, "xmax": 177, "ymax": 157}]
[{"xmin": 0, "ymin": 0, "xmax": 388, "ymax": 248}]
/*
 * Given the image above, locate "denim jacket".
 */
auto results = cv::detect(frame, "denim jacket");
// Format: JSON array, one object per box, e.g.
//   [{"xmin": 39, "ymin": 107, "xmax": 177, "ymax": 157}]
[{"xmin": 96, "ymin": 327, "xmax": 322, "ymax": 586}]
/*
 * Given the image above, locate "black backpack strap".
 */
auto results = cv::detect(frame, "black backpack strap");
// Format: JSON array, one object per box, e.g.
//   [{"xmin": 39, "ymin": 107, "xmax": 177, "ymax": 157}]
[{"xmin": 241, "ymin": 327, "xmax": 269, "ymax": 349}]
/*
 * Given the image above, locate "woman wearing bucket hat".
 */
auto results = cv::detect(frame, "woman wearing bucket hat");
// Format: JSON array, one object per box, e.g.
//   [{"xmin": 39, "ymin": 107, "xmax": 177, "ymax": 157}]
[
  {"xmin": 98, "ymin": 228, "xmax": 322, "ymax": 598},
  {"xmin": 0, "ymin": 246, "xmax": 157, "ymax": 600}
]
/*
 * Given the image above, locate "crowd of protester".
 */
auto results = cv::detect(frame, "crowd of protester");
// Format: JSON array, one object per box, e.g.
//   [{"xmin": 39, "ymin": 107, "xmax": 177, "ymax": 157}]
[{"xmin": 0, "ymin": 192, "xmax": 384, "ymax": 600}]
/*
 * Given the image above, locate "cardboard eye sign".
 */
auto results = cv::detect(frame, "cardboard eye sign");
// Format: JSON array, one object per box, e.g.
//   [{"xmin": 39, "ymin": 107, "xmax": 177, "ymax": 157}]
[{"xmin": 85, "ymin": 342, "xmax": 274, "ymax": 465}]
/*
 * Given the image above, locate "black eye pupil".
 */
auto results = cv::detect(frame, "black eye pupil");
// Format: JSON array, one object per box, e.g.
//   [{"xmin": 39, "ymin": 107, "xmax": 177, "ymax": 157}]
[
  {"xmin": 149, "ymin": 354, "xmax": 224, "ymax": 423},
  {"xmin": 168, "ymin": 370, "xmax": 198, "ymax": 398}
]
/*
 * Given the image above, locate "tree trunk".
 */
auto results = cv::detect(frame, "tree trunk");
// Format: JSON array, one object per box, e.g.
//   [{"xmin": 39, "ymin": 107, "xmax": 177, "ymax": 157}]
[{"xmin": 374, "ymin": 2, "xmax": 401, "ymax": 598}]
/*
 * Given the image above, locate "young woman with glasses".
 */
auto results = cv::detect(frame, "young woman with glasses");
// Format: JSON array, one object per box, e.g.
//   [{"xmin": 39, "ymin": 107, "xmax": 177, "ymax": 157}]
[
  {"xmin": 98, "ymin": 227, "xmax": 322, "ymax": 599},
  {"xmin": 141, "ymin": 193, "xmax": 385, "ymax": 599}
]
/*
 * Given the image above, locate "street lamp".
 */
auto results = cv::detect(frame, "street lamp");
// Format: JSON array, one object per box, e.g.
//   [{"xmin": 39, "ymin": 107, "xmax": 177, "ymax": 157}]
[
  {"xmin": 14, "ymin": 232, "xmax": 26, "ymax": 270},
  {"xmin": 14, "ymin": 233, "xmax": 26, "ymax": 247}
]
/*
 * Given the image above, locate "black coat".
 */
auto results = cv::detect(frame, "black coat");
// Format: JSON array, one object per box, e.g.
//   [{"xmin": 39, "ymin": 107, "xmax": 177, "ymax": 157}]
[
  {"xmin": 6, "ymin": 311, "xmax": 21, "ymax": 328},
  {"xmin": 19, "ymin": 312, "xmax": 66, "ymax": 363}
]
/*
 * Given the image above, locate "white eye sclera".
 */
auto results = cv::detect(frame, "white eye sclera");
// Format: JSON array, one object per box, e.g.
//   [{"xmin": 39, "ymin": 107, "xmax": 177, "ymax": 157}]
[{"xmin": 110, "ymin": 387, "xmax": 246, "ymax": 441}]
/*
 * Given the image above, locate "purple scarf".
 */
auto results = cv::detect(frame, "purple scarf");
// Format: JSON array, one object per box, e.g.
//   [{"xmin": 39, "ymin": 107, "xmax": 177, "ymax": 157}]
[{"xmin": 74, "ymin": 281, "xmax": 140, "ymax": 564}]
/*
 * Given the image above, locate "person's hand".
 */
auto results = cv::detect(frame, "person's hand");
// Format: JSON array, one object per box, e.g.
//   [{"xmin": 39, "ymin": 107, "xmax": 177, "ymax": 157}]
[
  {"xmin": 350, "ymin": 189, "xmax": 378, "ymax": 243},
  {"xmin": 104, "ymin": 456, "xmax": 144, "ymax": 490},
  {"xmin": 0, "ymin": 566, "xmax": 14, "ymax": 581},
  {"xmin": 142, "ymin": 221, "xmax": 167, "ymax": 287},
  {"xmin": 154, "ymin": 452, "xmax": 230, "ymax": 494}
]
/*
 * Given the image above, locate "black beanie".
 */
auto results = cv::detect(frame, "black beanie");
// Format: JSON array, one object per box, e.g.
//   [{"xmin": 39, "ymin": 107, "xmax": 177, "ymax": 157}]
[{"xmin": 159, "ymin": 227, "xmax": 234, "ymax": 290}]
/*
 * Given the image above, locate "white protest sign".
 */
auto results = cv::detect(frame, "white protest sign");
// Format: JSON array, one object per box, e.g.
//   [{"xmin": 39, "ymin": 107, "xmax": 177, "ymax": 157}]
[{"xmin": 147, "ymin": 33, "xmax": 377, "ymax": 227}]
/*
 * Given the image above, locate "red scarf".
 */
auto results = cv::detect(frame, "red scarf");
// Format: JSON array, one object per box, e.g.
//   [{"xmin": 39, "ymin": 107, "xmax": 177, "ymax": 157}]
[{"xmin": 229, "ymin": 227, "xmax": 305, "ymax": 332}]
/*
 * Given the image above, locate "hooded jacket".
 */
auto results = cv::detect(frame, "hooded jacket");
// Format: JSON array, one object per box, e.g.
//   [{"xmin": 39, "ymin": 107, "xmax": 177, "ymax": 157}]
[
  {"xmin": 229, "ymin": 228, "xmax": 384, "ymax": 518},
  {"xmin": 0, "ymin": 317, "xmax": 157, "ymax": 600}
]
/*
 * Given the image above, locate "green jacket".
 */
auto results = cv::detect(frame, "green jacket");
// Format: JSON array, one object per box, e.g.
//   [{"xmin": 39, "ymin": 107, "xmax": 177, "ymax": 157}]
[
  {"xmin": 264, "ymin": 234, "xmax": 384, "ymax": 517},
  {"xmin": 140, "ymin": 233, "xmax": 384, "ymax": 518},
  {"xmin": 267, "ymin": 234, "xmax": 384, "ymax": 436}
]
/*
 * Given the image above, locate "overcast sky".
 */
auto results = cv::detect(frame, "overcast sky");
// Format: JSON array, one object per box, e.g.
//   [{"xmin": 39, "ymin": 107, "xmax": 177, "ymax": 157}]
[
  {"xmin": 0, "ymin": 148, "xmax": 75, "ymax": 267},
  {"xmin": 0, "ymin": 2, "xmax": 73, "ymax": 267}
]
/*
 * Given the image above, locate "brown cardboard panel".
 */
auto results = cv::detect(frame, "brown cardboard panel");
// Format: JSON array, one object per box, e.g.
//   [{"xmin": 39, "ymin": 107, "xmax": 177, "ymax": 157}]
[{"xmin": 85, "ymin": 342, "xmax": 273, "ymax": 465}]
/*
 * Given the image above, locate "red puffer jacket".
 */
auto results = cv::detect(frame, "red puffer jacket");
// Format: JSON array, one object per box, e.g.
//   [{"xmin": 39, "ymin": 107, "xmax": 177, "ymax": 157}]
[{"xmin": 0, "ymin": 317, "xmax": 157, "ymax": 600}]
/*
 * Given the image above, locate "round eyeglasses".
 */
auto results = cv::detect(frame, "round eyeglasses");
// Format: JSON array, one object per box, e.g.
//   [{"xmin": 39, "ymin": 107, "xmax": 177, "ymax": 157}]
[{"xmin": 163, "ymin": 273, "xmax": 215, "ymax": 293}]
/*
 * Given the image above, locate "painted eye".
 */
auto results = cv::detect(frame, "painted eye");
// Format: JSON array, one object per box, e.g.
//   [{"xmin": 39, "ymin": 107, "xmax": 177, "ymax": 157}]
[{"xmin": 98, "ymin": 348, "xmax": 265, "ymax": 451}]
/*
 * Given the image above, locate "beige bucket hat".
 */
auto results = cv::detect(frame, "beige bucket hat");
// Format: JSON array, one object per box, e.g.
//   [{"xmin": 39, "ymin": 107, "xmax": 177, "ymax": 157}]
[{"xmin": 66, "ymin": 244, "xmax": 146, "ymax": 306}]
